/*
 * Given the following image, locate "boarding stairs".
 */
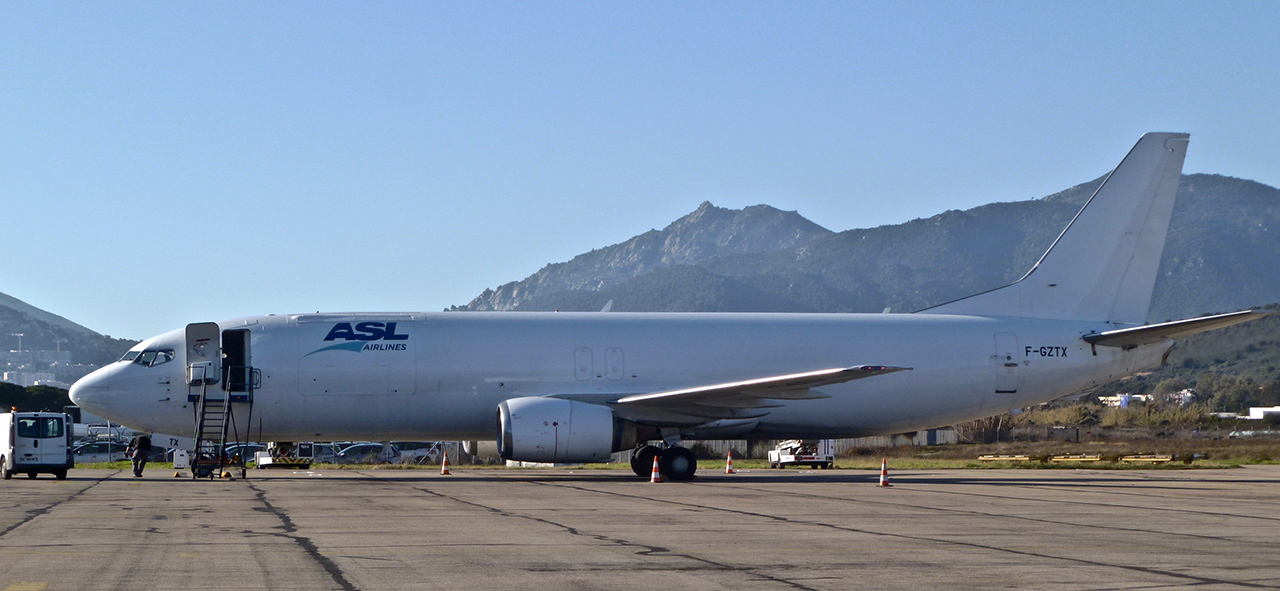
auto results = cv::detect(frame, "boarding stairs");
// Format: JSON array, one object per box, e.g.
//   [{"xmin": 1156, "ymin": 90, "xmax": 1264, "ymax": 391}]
[
  {"xmin": 188, "ymin": 365, "xmax": 255, "ymax": 479},
  {"xmin": 185, "ymin": 324, "xmax": 257, "ymax": 479},
  {"xmin": 191, "ymin": 381, "xmax": 232, "ymax": 478}
]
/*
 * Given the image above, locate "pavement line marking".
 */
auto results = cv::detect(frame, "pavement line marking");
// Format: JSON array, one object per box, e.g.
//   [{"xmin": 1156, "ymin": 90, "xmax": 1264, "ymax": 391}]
[{"xmin": 4, "ymin": 583, "xmax": 50, "ymax": 591}]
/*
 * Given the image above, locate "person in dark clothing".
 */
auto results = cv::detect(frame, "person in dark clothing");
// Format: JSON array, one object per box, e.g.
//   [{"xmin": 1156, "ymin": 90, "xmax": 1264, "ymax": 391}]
[{"xmin": 125, "ymin": 434, "xmax": 153, "ymax": 477}]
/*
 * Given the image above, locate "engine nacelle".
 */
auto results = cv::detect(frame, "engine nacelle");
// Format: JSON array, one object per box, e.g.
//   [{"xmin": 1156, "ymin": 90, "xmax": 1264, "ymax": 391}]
[{"xmin": 498, "ymin": 397, "xmax": 634, "ymax": 463}]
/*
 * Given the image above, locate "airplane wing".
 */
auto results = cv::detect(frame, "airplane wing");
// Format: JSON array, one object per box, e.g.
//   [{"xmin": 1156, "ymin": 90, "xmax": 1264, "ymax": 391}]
[
  {"xmin": 1082, "ymin": 310, "xmax": 1270, "ymax": 349},
  {"xmin": 614, "ymin": 365, "xmax": 909, "ymax": 419}
]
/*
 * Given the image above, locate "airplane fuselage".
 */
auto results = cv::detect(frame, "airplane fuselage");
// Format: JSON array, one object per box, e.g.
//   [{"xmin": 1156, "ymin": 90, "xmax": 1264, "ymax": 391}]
[{"xmin": 72, "ymin": 311, "xmax": 1169, "ymax": 443}]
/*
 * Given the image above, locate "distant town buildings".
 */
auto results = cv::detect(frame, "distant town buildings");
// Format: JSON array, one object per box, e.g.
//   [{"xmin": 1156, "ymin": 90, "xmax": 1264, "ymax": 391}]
[
  {"xmin": 0, "ymin": 349, "xmax": 71, "ymax": 364},
  {"xmin": 1245, "ymin": 406, "xmax": 1280, "ymax": 420},
  {"xmin": 1, "ymin": 348, "xmax": 90, "ymax": 389},
  {"xmin": 1098, "ymin": 389, "xmax": 1197, "ymax": 407},
  {"xmin": 1, "ymin": 370, "xmax": 66, "ymax": 388}
]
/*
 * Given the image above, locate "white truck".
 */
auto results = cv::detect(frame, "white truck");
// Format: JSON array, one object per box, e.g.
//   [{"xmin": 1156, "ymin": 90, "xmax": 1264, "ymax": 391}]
[
  {"xmin": 2, "ymin": 412, "xmax": 74, "ymax": 480},
  {"xmin": 767, "ymin": 439, "xmax": 835, "ymax": 469}
]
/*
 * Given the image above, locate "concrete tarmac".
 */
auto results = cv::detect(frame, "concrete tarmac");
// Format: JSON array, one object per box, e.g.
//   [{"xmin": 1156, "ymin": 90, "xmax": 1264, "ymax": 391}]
[{"xmin": 1, "ymin": 465, "xmax": 1278, "ymax": 591}]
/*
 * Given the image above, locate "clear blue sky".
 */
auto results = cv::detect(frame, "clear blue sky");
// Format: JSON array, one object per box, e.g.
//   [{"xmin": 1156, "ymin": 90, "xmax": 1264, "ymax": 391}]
[{"xmin": 3, "ymin": 2, "xmax": 1278, "ymax": 340}]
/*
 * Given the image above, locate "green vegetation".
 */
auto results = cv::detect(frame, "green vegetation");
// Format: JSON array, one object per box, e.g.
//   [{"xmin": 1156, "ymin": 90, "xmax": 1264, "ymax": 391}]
[{"xmin": 0, "ymin": 383, "xmax": 72, "ymax": 412}]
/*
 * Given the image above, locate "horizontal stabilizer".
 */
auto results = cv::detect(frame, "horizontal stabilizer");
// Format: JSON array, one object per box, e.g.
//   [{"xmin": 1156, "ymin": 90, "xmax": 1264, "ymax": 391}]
[
  {"xmin": 1082, "ymin": 310, "xmax": 1270, "ymax": 348},
  {"xmin": 616, "ymin": 365, "xmax": 909, "ymax": 407}
]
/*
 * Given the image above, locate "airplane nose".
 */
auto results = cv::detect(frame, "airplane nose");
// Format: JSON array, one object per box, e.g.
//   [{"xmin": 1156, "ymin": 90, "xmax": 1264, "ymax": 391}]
[{"xmin": 69, "ymin": 365, "xmax": 114, "ymax": 413}]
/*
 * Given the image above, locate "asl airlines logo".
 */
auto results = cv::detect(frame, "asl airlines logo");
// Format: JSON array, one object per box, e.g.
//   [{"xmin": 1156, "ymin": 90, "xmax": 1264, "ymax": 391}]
[{"xmin": 305, "ymin": 322, "xmax": 409, "ymax": 356}]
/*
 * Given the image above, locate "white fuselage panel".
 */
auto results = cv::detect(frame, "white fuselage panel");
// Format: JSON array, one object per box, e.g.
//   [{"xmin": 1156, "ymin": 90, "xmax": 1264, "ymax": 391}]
[{"xmin": 74, "ymin": 312, "xmax": 1169, "ymax": 442}]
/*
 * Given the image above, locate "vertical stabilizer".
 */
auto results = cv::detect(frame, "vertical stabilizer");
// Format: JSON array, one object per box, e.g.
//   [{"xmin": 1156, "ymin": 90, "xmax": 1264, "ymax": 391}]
[{"xmin": 922, "ymin": 132, "xmax": 1189, "ymax": 325}]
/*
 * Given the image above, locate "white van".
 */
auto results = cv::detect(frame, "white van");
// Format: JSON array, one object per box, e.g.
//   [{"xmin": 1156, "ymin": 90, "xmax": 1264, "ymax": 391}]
[{"xmin": 2, "ymin": 412, "xmax": 74, "ymax": 480}]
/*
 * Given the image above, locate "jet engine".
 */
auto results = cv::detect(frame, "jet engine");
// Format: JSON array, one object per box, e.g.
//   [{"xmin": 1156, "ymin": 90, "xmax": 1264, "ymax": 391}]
[{"xmin": 497, "ymin": 397, "xmax": 635, "ymax": 463}]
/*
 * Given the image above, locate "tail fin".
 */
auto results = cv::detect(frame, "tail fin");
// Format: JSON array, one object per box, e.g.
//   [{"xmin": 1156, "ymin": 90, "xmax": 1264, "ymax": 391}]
[{"xmin": 921, "ymin": 132, "xmax": 1189, "ymax": 325}]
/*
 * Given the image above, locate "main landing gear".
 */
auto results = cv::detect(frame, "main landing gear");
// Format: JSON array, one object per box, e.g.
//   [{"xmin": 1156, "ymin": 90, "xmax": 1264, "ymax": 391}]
[{"xmin": 629, "ymin": 444, "xmax": 698, "ymax": 481}]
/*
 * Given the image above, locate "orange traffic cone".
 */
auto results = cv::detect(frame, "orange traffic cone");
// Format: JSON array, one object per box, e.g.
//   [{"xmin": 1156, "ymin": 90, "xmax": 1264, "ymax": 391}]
[
  {"xmin": 725, "ymin": 450, "xmax": 736, "ymax": 474},
  {"xmin": 878, "ymin": 457, "xmax": 892, "ymax": 487},
  {"xmin": 650, "ymin": 453, "xmax": 662, "ymax": 483},
  {"xmin": 441, "ymin": 451, "xmax": 451, "ymax": 475}
]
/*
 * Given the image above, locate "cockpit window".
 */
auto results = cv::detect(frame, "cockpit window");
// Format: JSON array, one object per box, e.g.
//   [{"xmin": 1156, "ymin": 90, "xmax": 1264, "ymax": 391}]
[
  {"xmin": 120, "ymin": 350, "xmax": 141, "ymax": 363},
  {"xmin": 132, "ymin": 349, "xmax": 175, "ymax": 367}
]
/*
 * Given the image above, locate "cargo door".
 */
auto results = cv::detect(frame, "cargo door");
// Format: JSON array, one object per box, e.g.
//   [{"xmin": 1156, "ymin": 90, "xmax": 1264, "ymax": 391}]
[
  {"xmin": 574, "ymin": 348, "xmax": 592, "ymax": 381},
  {"xmin": 606, "ymin": 347, "xmax": 624, "ymax": 381}
]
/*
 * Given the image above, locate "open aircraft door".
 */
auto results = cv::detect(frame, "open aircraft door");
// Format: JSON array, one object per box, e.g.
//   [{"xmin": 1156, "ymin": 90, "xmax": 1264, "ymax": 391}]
[
  {"xmin": 183, "ymin": 322, "xmax": 258, "ymax": 479},
  {"xmin": 185, "ymin": 322, "xmax": 222, "ymax": 386},
  {"xmin": 222, "ymin": 328, "xmax": 258, "ymax": 401}
]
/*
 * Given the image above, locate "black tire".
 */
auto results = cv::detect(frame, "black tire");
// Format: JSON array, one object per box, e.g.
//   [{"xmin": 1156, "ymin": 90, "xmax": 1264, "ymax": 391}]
[
  {"xmin": 54, "ymin": 469, "xmax": 67, "ymax": 480},
  {"xmin": 658, "ymin": 447, "xmax": 698, "ymax": 481},
  {"xmin": 27, "ymin": 472, "xmax": 37, "ymax": 479},
  {"xmin": 630, "ymin": 445, "xmax": 660, "ymax": 477}
]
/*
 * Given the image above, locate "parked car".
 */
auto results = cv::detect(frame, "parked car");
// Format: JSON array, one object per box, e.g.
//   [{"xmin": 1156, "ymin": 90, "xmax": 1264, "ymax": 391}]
[
  {"xmin": 334, "ymin": 443, "xmax": 400, "ymax": 464},
  {"xmin": 72, "ymin": 441, "xmax": 129, "ymax": 463},
  {"xmin": 223, "ymin": 443, "xmax": 268, "ymax": 465},
  {"xmin": 144, "ymin": 446, "xmax": 169, "ymax": 463},
  {"xmin": 391, "ymin": 441, "xmax": 441, "ymax": 464},
  {"xmin": 308, "ymin": 443, "xmax": 340, "ymax": 463}
]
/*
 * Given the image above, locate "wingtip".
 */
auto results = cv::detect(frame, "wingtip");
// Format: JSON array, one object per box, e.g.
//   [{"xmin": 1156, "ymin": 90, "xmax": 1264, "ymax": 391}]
[{"xmin": 852, "ymin": 365, "xmax": 912, "ymax": 373}]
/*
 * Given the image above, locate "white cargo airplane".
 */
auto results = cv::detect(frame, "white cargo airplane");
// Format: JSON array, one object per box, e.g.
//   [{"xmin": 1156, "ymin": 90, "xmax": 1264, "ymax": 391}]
[{"xmin": 70, "ymin": 133, "xmax": 1265, "ymax": 479}]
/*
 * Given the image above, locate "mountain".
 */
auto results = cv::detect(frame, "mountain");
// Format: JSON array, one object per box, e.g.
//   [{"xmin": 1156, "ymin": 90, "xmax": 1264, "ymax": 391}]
[
  {"xmin": 454, "ymin": 174, "xmax": 1280, "ymax": 321},
  {"xmin": 0, "ymin": 291, "xmax": 136, "ymax": 369},
  {"xmin": 456, "ymin": 201, "xmax": 832, "ymax": 311},
  {"xmin": 0, "ymin": 292, "xmax": 101, "ymax": 338}
]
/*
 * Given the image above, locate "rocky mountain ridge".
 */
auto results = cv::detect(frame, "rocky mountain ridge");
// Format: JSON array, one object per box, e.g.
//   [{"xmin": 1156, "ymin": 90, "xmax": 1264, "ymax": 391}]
[{"xmin": 455, "ymin": 174, "xmax": 1280, "ymax": 322}]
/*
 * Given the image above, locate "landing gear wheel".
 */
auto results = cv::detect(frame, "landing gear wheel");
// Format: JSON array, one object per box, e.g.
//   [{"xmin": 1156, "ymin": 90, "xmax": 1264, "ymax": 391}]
[
  {"xmin": 630, "ymin": 445, "xmax": 660, "ymax": 477},
  {"xmin": 658, "ymin": 447, "xmax": 698, "ymax": 481}
]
